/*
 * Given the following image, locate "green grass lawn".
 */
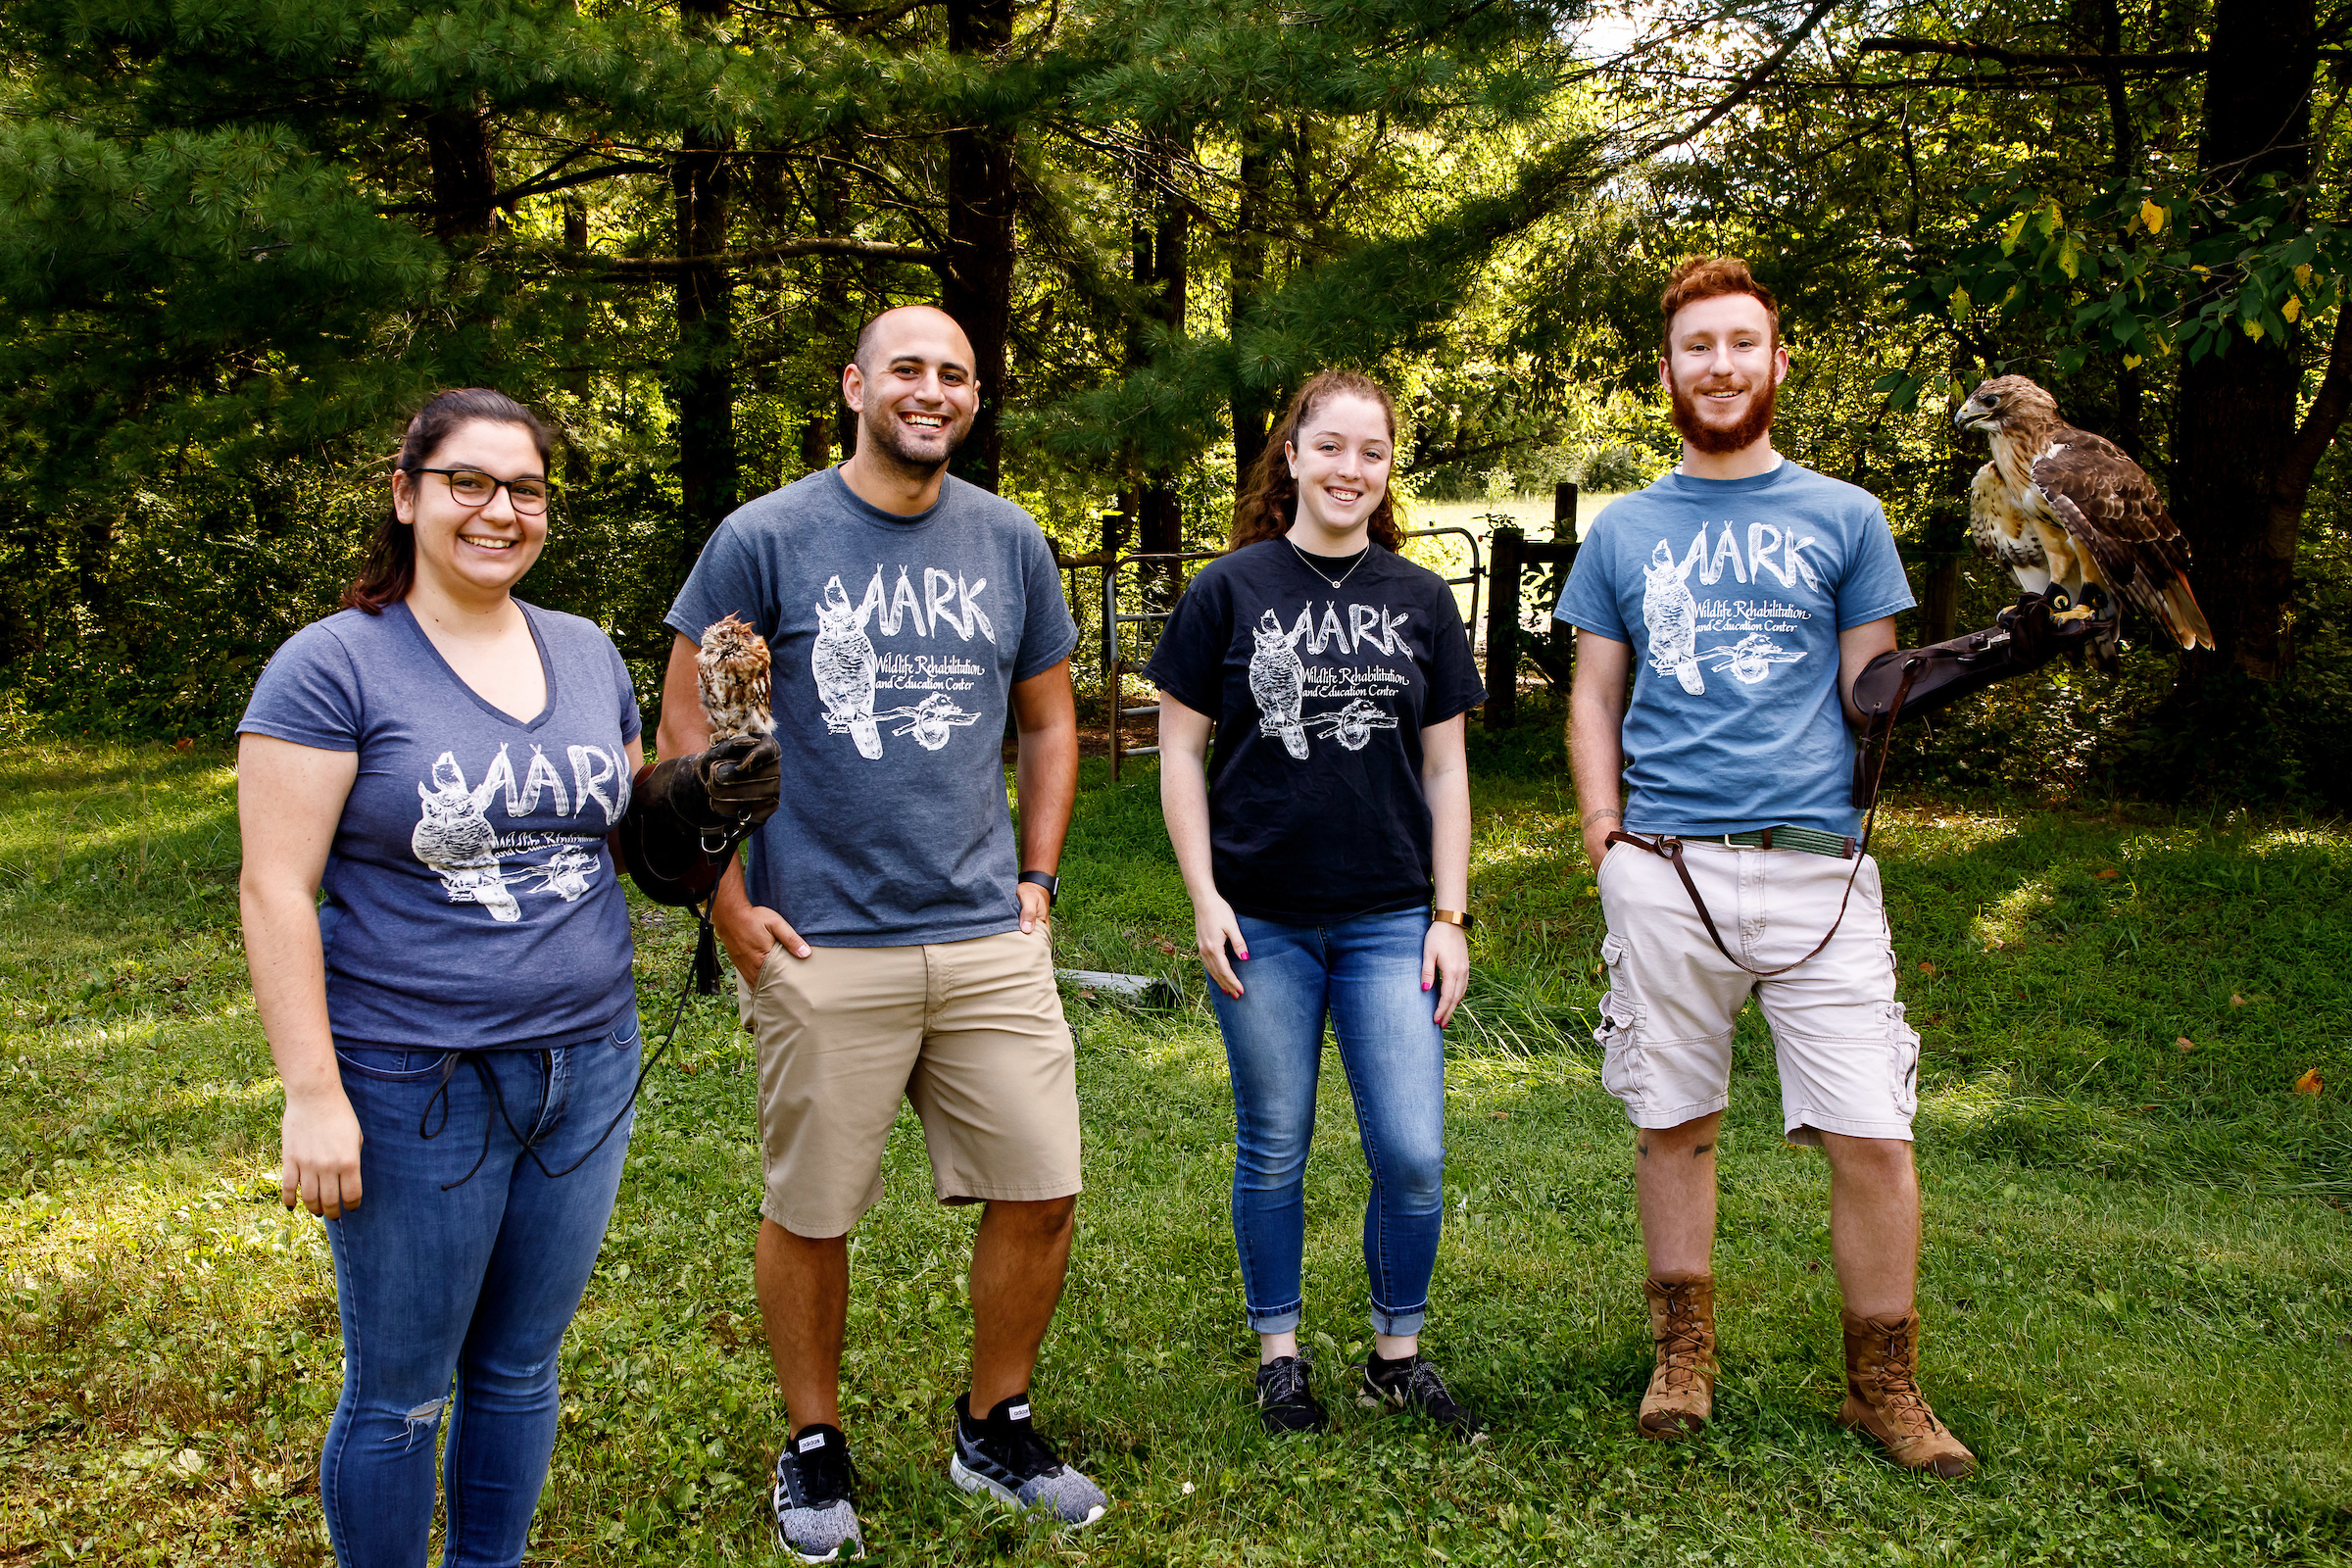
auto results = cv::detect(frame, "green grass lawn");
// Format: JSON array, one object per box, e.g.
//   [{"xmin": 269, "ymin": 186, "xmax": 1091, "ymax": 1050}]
[{"xmin": 2, "ymin": 735, "xmax": 2347, "ymax": 1565}]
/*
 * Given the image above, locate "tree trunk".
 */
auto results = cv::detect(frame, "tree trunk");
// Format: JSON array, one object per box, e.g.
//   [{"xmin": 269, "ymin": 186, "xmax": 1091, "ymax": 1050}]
[
  {"xmin": 420, "ymin": 106, "xmax": 497, "ymax": 239},
  {"xmin": 804, "ymin": 152, "xmax": 854, "ymax": 475},
  {"xmin": 667, "ymin": 0, "xmax": 736, "ymax": 576},
  {"xmin": 1922, "ymin": 349, "xmax": 1977, "ymax": 643},
  {"xmin": 1139, "ymin": 132, "xmax": 1189, "ymax": 564},
  {"xmin": 1229, "ymin": 128, "xmax": 1277, "ymax": 502},
  {"xmin": 2170, "ymin": 0, "xmax": 2315, "ymax": 680},
  {"xmin": 942, "ymin": 0, "xmax": 1016, "ymax": 494}
]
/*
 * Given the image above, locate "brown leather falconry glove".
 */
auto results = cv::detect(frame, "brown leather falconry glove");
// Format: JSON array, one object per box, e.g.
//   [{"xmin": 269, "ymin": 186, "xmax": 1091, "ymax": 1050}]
[
  {"xmin": 611, "ymin": 734, "xmax": 781, "ymax": 906},
  {"xmin": 1850, "ymin": 588, "xmax": 2110, "ymax": 809}
]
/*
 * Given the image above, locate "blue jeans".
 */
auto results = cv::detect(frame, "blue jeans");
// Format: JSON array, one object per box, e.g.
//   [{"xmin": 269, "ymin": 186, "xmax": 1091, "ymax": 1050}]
[
  {"xmin": 1208, "ymin": 909, "xmax": 1446, "ymax": 1337},
  {"xmin": 318, "ymin": 1006, "xmax": 640, "ymax": 1568}
]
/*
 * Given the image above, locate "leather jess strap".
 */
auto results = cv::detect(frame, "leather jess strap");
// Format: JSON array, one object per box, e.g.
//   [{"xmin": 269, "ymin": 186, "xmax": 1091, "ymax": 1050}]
[{"xmin": 1606, "ymin": 659, "xmax": 1922, "ymax": 980}]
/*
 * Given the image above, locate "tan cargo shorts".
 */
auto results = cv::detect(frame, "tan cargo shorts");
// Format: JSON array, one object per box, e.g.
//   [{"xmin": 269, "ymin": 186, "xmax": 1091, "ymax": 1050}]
[
  {"xmin": 1592, "ymin": 838, "xmax": 1921, "ymax": 1144},
  {"xmin": 736, "ymin": 924, "xmax": 1082, "ymax": 1238}
]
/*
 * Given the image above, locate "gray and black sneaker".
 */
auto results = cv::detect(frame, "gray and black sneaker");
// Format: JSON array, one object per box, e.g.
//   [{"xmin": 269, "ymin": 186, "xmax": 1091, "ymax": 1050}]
[
  {"xmin": 1255, "ymin": 1354, "xmax": 1328, "ymax": 1435},
  {"xmin": 1358, "ymin": 1352, "xmax": 1489, "ymax": 1444},
  {"xmin": 771, "ymin": 1424, "xmax": 864, "ymax": 1562},
  {"xmin": 949, "ymin": 1393, "xmax": 1108, "ymax": 1528}
]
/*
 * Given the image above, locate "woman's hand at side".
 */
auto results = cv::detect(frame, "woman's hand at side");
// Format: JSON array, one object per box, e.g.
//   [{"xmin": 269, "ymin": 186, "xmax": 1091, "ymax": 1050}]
[
  {"xmin": 1192, "ymin": 889, "xmax": 1250, "ymax": 1001},
  {"xmin": 1422, "ymin": 918, "xmax": 1470, "ymax": 1028},
  {"xmin": 281, "ymin": 1085, "xmax": 365, "ymax": 1217},
  {"xmin": 1157, "ymin": 690, "xmax": 1248, "ymax": 1000},
  {"xmin": 238, "ymin": 734, "xmax": 365, "ymax": 1217}
]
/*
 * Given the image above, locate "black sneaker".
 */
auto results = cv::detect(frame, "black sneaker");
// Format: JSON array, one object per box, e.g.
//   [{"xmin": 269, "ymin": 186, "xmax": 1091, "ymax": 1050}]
[
  {"xmin": 1358, "ymin": 1353, "xmax": 1489, "ymax": 1444},
  {"xmin": 1255, "ymin": 1354, "xmax": 1328, "ymax": 1435},
  {"xmin": 771, "ymin": 1424, "xmax": 863, "ymax": 1562},
  {"xmin": 949, "ymin": 1393, "xmax": 1108, "ymax": 1528}
]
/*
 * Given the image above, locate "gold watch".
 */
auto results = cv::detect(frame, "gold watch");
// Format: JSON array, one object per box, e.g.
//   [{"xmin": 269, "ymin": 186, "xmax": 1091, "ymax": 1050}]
[{"xmin": 1431, "ymin": 908, "xmax": 1475, "ymax": 932}]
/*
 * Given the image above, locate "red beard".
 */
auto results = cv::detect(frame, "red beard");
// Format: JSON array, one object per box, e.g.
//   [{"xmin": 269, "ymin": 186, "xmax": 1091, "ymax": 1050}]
[{"xmin": 1670, "ymin": 370, "xmax": 1778, "ymax": 455}]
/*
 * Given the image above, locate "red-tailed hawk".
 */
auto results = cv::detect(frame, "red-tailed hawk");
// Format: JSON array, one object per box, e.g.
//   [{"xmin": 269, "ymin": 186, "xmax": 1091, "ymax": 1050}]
[
  {"xmin": 696, "ymin": 612, "xmax": 774, "ymax": 740},
  {"xmin": 1954, "ymin": 375, "xmax": 2215, "ymax": 652}
]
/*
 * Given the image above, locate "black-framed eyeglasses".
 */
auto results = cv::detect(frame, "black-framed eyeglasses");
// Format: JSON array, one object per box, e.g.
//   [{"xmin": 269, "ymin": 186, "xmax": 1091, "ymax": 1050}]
[{"xmin": 405, "ymin": 466, "xmax": 554, "ymax": 514}]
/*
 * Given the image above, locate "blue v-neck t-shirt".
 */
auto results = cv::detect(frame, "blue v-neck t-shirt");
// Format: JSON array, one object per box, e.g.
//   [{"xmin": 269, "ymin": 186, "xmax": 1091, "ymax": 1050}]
[{"xmin": 237, "ymin": 599, "xmax": 642, "ymax": 1050}]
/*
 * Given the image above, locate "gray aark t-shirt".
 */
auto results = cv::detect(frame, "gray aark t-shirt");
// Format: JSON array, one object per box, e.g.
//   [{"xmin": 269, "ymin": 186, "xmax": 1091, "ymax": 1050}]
[{"xmin": 664, "ymin": 467, "xmax": 1077, "ymax": 947}]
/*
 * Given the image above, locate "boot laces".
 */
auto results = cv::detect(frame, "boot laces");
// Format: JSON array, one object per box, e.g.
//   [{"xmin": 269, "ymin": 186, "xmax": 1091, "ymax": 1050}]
[
  {"xmin": 1653, "ymin": 1285, "xmax": 1711, "ymax": 1391},
  {"xmin": 1869, "ymin": 1327, "xmax": 1944, "ymax": 1435}
]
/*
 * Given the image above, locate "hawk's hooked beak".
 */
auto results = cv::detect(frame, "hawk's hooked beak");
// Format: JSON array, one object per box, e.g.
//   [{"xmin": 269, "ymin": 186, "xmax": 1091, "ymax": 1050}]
[{"xmin": 1953, "ymin": 402, "xmax": 1995, "ymax": 433}]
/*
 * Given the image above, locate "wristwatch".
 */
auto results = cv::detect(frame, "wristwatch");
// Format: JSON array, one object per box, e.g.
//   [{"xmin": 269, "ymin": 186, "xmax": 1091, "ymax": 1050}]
[
  {"xmin": 1018, "ymin": 869, "xmax": 1060, "ymax": 906},
  {"xmin": 1431, "ymin": 907, "xmax": 1474, "ymax": 932}
]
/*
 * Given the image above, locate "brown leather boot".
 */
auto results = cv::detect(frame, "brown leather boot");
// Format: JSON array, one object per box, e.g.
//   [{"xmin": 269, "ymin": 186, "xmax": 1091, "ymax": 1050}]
[
  {"xmin": 1838, "ymin": 1308, "xmax": 1978, "ymax": 1477},
  {"xmin": 1638, "ymin": 1273, "xmax": 1718, "ymax": 1438}
]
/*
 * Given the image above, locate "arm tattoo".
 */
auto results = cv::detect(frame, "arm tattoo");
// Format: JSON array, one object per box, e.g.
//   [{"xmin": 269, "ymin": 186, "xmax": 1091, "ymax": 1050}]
[
  {"xmin": 1582, "ymin": 808, "xmax": 1623, "ymax": 827},
  {"xmin": 1692, "ymin": 1143, "xmax": 1714, "ymax": 1157}
]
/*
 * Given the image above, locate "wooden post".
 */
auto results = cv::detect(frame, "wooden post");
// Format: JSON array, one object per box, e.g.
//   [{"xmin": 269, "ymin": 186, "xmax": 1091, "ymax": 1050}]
[
  {"xmin": 1485, "ymin": 526, "xmax": 1522, "ymax": 725},
  {"xmin": 1549, "ymin": 482, "xmax": 1579, "ymax": 667}
]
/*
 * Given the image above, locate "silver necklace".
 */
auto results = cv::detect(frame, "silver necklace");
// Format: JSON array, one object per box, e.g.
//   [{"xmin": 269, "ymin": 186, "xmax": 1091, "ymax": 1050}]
[{"xmin": 1287, "ymin": 537, "xmax": 1371, "ymax": 592}]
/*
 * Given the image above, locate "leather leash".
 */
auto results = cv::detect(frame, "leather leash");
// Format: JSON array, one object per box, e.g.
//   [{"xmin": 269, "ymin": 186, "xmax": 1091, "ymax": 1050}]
[{"xmin": 1604, "ymin": 658, "xmax": 1924, "ymax": 980}]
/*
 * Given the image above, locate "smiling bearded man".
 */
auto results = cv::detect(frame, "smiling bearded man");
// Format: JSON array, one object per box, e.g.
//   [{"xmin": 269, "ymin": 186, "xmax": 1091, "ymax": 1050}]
[
  {"xmin": 658, "ymin": 304, "xmax": 1102, "ymax": 1559},
  {"xmin": 1552, "ymin": 258, "xmax": 1977, "ymax": 1478}
]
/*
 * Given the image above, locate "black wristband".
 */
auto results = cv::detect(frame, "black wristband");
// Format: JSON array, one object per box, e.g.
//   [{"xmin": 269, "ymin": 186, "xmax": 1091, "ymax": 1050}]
[{"xmin": 1018, "ymin": 869, "xmax": 1060, "ymax": 906}]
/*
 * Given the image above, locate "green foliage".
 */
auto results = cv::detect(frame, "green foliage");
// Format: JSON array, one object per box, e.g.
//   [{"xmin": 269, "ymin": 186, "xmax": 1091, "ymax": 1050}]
[
  {"xmin": 3, "ymin": 747, "xmax": 2348, "ymax": 1562},
  {"xmin": 1877, "ymin": 173, "xmax": 2352, "ymax": 405}
]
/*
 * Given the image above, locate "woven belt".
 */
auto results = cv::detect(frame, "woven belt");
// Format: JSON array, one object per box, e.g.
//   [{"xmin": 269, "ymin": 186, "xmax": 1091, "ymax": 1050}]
[{"xmin": 1714, "ymin": 825, "xmax": 1856, "ymax": 859}]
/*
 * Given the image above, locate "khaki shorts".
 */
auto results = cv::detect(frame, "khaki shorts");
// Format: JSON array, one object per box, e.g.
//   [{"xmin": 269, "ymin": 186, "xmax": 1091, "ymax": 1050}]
[
  {"xmin": 737, "ymin": 925, "xmax": 1082, "ymax": 1237},
  {"xmin": 1593, "ymin": 838, "xmax": 1921, "ymax": 1144}
]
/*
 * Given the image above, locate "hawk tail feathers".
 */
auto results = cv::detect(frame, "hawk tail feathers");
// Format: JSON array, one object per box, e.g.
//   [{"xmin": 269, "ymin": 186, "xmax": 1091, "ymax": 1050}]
[{"xmin": 2151, "ymin": 570, "xmax": 2215, "ymax": 652}]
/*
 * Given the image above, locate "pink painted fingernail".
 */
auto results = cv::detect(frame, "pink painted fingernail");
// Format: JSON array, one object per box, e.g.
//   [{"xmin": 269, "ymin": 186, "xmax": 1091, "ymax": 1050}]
[{"xmin": 1422, "ymin": 980, "xmax": 1432, "ymax": 991}]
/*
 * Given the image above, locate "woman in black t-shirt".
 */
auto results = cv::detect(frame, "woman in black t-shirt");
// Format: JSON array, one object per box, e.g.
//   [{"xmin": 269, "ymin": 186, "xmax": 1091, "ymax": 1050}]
[{"xmin": 1146, "ymin": 369, "xmax": 1488, "ymax": 1440}]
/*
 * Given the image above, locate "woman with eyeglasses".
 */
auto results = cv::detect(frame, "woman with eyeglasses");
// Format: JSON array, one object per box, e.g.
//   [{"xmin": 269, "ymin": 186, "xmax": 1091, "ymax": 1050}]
[{"xmin": 235, "ymin": 388, "xmax": 657, "ymax": 1566}]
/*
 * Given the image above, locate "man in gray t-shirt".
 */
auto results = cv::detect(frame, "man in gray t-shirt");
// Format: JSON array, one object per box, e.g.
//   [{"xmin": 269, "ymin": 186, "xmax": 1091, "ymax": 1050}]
[{"xmin": 660, "ymin": 306, "xmax": 1102, "ymax": 1554}]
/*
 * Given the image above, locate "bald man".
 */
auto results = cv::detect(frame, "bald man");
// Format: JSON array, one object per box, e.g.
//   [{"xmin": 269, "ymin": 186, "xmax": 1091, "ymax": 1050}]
[{"xmin": 661, "ymin": 305, "xmax": 1099, "ymax": 1559}]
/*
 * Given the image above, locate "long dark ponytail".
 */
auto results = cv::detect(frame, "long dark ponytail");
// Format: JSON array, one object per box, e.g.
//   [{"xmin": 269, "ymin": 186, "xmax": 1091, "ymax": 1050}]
[
  {"xmin": 344, "ymin": 388, "xmax": 552, "ymax": 614},
  {"xmin": 1229, "ymin": 369, "xmax": 1404, "ymax": 552}
]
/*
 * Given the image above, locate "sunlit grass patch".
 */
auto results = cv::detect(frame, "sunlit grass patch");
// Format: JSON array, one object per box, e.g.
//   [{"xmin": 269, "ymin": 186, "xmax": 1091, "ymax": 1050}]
[{"xmin": 1, "ymin": 744, "xmax": 2348, "ymax": 1565}]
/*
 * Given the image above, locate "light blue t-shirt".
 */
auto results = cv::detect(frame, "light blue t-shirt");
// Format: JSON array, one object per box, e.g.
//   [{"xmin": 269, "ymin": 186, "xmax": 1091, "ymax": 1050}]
[{"xmin": 1554, "ymin": 461, "xmax": 1915, "ymax": 837}]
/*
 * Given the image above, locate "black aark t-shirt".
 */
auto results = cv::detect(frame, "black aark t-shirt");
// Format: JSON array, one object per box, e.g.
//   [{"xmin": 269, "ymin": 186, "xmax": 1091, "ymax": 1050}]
[{"xmin": 1145, "ymin": 539, "xmax": 1487, "ymax": 923}]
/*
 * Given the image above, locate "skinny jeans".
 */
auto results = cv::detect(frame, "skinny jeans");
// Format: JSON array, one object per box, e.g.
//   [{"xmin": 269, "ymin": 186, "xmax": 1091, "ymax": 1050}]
[
  {"xmin": 1207, "ymin": 909, "xmax": 1446, "ymax": 1337},
  {"xmin": 318, "ymin": 1005, "xmax": 639, "ymax": 1568}
]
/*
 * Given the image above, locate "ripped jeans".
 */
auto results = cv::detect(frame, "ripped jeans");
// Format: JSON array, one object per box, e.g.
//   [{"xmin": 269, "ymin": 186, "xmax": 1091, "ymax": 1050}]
[{"xmin": 319, "ymin": 1006, "xmax": 640, "ymax": 1568}]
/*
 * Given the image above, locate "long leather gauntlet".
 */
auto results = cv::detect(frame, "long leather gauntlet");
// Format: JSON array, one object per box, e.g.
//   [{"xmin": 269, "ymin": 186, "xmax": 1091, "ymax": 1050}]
[
  {"xmin": 1850, "ymin": 589, "xmax": 2109, "ymax": 808},
  {"xmin": 609, "ymin": 735, "xmax": 781, "ymax": 906}
]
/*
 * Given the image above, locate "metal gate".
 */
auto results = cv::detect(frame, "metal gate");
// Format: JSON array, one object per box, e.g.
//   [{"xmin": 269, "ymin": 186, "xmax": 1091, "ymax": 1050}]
[
  {"xmin": 1100, "ymin": 550, "xmax": 1223, "ymax": 781},
  {"xmin": 1098, "ymin": 529, "xmax": 1485, "ymax": 781}
]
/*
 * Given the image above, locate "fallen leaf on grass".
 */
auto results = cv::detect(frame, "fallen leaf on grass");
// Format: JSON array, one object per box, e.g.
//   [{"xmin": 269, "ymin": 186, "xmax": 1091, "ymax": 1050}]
[
  {"xmin": 2294, "ymin": 1067, "xmax": 2324, "ymax": 1096},
  {"xmin": 1984, "ymin": 937, "xmax": 2004, "ymax": 951},
  {"xmin": 2230, "ymin": 993, "xmax": 2247, "ymax": 1006},
  {"xmin": 2095, "ymin": 868, "xmax": 2120, "ymax": 879},
  {"xmin": 1490, "ymin": 1110, "xmax": 1509, "ymax": 1120},
  {"xmin": 2178, "ymin": 1037, "xmax": 2196, "ymax": 1054},
  {"xmin": 1917, "ymin": 960, "xmax": 1936, "ymax": 975}
]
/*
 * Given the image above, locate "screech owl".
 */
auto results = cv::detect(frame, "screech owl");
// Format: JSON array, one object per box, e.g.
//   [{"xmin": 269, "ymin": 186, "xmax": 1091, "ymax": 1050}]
[{"xmin": 697, "ymin": 612, "xmax": 775, "ymax": 740}]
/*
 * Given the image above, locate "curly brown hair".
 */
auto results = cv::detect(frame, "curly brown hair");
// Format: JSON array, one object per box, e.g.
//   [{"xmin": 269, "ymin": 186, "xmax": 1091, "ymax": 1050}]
[
  {"xmin": 1658, "ymin": 256, "xmax": 1779, "ymax": 357},
  {"xmin": 1230, "ymin": 369, "xmax": 1404, "ymax": 552}
]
